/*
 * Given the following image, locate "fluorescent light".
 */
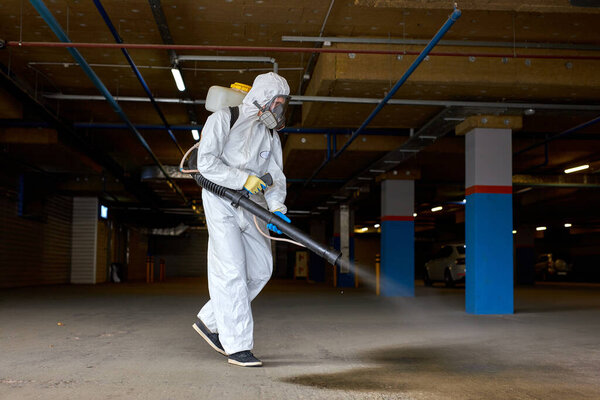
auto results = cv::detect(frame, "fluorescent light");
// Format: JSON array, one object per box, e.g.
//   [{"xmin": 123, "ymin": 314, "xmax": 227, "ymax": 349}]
[
  {"xmin": 100, "ymin": 205, "xmax": 108, "ymax": 219},
  {"xmin": 359, "ymin": 227, "xmax": 368, "ymax": 232},
  {"xmin": 431, "ymin": 206, "xmax": 443, "ymax": 212},
  {"xmin": 374, "ymin": 223, "xmax": 380, "ymax": 228},
  {"xmin": 413, "ymin": 212, "xmax": 417, "ymax": 217},
  {"xmin": 564, "ymin": 164, "xmax": 589, "ymax": 174},
  {"xmin": 512, "ymin": 230, "xmax": 517, "ymax": 234},
  {"xmin": 191, "ymin": 129, "xmax": 200, "ymax": 140},
  {"xmin": 564, "ymin": 223, "xmax": 572, "ymax": 228},
  {"xmin": 515, "ymin": 187, "xmax": 533, "ymax": 194},
  {"xmin": 536, "ymin": 226, "xmax": 547, "ymax": 231},
  {"xmin": 170, "ymin": 68, "xmax": 186, "ymax": 91}
]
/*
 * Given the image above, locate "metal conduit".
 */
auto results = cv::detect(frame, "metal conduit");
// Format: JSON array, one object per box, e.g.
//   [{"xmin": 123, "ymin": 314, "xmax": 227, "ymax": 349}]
[
  {"xmin": 302, "ymin": 7, "xmax": 462, "ymax": 188},
  {"xmin": 71, "ymin": 123, "xmax": 405, "ymax": 136},
  {"xmin": 41, "ymin": 93, "xmax": 600, "ymax": 112},
  {"xmin": 7, "ymin": 41, "xmax": 600, "ymax": 60},
  {"xmin": 29, "ymin": 0, "xmax": 188, "ymax": 205},
  {"xmin": 92, "ymin": 0, "xmax": 184, "ymax": 156},
  {"xmin": 176, "ymin": 55, "xmax": 278, "ymax": 73},
  {"xmin": 282, "ymin": 36, "xmax": 600, "ymax": 52},
  {"xmin": 0, "ymin": 120, "xmax": 406, "ymax": 135}
]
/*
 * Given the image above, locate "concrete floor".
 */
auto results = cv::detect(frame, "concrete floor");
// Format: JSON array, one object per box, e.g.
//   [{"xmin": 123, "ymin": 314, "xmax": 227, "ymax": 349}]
[{"xmin": 1, "ymin": 279, "xmax": 599, "ymax": 400}]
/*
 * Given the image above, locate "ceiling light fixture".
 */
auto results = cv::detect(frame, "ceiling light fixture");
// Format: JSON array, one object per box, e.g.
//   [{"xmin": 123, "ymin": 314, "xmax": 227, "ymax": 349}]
[
  {"xmin": 564, "ymin": 223, "xmax": 572, "ymax": 228},
  {"xmin": 564, "ymin": 164, "xmax": 589, "ymax": 174},
  {"xmin": 536, "ymin": 226, "xmax": 547, "ymax": 231},
  {"xmin": 512, "ymin": 230, "xmax": 517, "ymax": 234},
  {"xmin": 374, "ymin": 224, "xmax": 380, "ymax": 228},
  {"xmin": 431, "ymin": 206, "xmax": 443, "ymax": 212},
  {"xmin": 413, "ymin": 212, "xmax": 417, "ymax": 217},
  {"xmin": 191, "ymin": 129, "xmax": 200, "ymax": 141},
  {"xmin": 170, "ymin": 67, "xmax": 186, "ymax": 91}
]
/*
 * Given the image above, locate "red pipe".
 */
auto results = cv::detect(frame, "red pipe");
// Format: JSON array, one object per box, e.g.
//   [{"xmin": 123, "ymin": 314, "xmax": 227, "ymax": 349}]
[{"xmin": 6, "ymin": 41, "xmax": 600, "ymax": 60}]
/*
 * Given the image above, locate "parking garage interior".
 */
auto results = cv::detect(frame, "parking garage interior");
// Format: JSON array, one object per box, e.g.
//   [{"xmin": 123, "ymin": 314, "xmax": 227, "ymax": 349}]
[{"xmin": 1, "ymin": 1, "xmax": 600, "ymax": 399}]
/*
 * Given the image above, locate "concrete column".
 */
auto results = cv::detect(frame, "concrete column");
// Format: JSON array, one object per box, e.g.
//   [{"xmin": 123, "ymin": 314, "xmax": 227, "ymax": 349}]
[
  {"xmin": 380, "ymin": 180, "xmax": 414, "ymax": 297},
  {"xmin": 71, "ymin": 197, "xmax": 99, "ymax": 284},
  {"xmin": 464, "ymin": 127, "xmax": 514, "ymax": 314},
  {"xmin": 333, "ymin": 204, "xmax": 355, "ymax": 287}
]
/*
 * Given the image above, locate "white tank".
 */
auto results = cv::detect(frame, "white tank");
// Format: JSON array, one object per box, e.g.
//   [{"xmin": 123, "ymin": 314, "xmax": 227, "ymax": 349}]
[{"xmin": 205, "ymin": 83, "xmax": 251, "ymax": 112}]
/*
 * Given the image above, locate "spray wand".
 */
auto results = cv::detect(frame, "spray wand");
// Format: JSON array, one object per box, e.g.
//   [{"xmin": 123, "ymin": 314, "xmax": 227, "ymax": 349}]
[{"xmin": 180, "ymin": 145, "xmax": 344, "ymax": 268}]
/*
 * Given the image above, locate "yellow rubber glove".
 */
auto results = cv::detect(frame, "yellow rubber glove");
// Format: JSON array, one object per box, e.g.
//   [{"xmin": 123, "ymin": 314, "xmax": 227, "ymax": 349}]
[{"xmin": 243, "ymin": 175, "xmax": 267, "ymax": 194}]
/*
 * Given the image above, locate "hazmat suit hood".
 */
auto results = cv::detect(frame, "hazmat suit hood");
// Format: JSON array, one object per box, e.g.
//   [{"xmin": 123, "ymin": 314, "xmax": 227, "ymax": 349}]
[{"xmin": 241, "ymin": 72, "xmax": 290, "ymax": 118}]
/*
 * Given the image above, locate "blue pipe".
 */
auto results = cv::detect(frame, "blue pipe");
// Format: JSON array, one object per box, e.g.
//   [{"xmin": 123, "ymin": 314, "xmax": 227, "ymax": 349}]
[
  {"xmin": 301, "ymin": 8, "xmax": 461, "ymax": 188},
  {"xmin": 92, "ymin": 0, "xmax": 184, "ymax": 156},
  {"xmin": 333, "ymin": 8, "xmax": 462, "ymax": 159},
  {"xmin": 29, "ymin": 0, "xmax": 188, "ymax": 204}
]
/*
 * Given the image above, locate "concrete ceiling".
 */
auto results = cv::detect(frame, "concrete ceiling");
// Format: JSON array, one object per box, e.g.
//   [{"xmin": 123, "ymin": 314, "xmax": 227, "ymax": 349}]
[{"xmin": 1, "ymin": 0, "xmax": 599, "ymax": 233}]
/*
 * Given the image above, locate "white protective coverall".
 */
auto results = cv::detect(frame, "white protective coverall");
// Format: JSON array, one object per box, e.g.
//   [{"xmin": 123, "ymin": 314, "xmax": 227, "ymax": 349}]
[{"xmin": 196, "ymin": 72, "xmax": 289, "ymax": 354}]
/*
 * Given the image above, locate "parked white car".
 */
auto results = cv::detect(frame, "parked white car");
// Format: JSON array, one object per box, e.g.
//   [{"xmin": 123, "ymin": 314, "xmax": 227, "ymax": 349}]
[
  {"xmin": 424, "ymin": 244, "xmax": 466, "ymax": 287},
  {"xmin": 534, "ymin": 253, "xmax": 572, "ymax": 281}
]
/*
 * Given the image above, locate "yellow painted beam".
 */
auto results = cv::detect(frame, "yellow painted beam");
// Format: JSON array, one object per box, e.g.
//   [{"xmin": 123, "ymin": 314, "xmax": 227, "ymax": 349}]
[{"xmin": 455, "ymin": 115, "xmax": 522, "ymax": 135}]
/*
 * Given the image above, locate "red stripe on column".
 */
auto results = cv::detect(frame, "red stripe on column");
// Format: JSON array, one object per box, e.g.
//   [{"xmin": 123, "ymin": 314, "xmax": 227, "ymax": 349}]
[
  {"xmin": 465, "ymin": 185, "xmax": 512, "ymax": 195},
  {"xmin": 381, "ymin": 215, "xmax": 414, "ymax": 222}
]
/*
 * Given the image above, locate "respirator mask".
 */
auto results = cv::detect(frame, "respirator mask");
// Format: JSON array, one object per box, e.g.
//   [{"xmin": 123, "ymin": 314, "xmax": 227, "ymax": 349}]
[{"xmin": 254, "ymin": 95, "xmax": 290, "ymax": 131}]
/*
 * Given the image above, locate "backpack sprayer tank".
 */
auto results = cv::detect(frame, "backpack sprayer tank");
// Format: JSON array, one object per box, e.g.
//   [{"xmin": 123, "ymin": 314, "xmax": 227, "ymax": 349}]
[
  {"xmin": 205, "ymin": 82, "xmax": 251, "ymax": 112},
  {"xmin": 181, "ymin": 82, "xmax": 344, "ymax": 269}
]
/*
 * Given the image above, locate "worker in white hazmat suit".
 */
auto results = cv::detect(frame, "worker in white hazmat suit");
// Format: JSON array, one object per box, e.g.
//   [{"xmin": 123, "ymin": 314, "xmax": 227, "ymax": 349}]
[{"xmin": 192, "ymin": 72, "xmax": 291, "ymax": 367}]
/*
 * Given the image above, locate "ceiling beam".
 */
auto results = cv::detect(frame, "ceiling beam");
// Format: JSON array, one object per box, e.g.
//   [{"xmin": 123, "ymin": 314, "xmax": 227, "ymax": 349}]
[
  {"xmin": 513, "ymin": 174, "xmax": 600, "ymax": 187},
  {"xmin": 352, "ymin": 0, "xmax": 600, "ymax": 13}
]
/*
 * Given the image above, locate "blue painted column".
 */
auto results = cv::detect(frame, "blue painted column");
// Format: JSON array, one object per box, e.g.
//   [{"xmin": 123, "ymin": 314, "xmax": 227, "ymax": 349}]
[
  {"xmin": 381, "ymin": 180, "xmax": 415, "ymax": 297},
  {"xmin": 465, "ymin": 128, "xmax": 514, "ymax": 314}
]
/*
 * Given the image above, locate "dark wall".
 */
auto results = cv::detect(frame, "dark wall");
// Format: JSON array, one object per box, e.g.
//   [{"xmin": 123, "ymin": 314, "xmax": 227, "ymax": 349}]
[
  {"xmin": 0, "ymin": 189, "xmax": 72, "ymax": 288},
  {"xmin": 127, "ymin": 228, "xmax": 149, "ymax": 281},
  {"xmin": 150, "ymin": 230, "xmax": 209, "ymax": 278}
]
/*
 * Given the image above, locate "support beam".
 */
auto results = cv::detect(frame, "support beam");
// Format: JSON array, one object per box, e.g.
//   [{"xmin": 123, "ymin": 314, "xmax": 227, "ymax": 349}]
[
  {"xmin": 352, "ymin": 0, "xmax": 600, "ymax": 13},
  {"xmin": 513, "ymin": 174, "xmax": 600, "ymax": 188},
  {"xmin": 456, "ymin": 115, "xmax": 522, "ymax": 136}
]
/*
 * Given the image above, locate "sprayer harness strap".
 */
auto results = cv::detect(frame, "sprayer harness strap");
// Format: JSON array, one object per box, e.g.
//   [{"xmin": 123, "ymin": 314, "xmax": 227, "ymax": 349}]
[{"xmin": 228, "ymin": 106, "xmax": 239, "ymax": 130}]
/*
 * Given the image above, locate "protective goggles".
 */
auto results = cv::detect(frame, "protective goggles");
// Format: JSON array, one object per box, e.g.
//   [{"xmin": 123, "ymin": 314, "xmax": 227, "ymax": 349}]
[{"xmin": 253, "ymin": 95, "xmax": 290, "ymax": 131}]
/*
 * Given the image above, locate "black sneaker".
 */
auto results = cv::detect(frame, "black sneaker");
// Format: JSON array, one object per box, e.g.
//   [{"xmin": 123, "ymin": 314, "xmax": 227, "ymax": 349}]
[
  {"xmin": 192, "ymin": 319, "xmax": 227, "ymax": 356},
  {"xmin": 228, "ymin": 351, "xmax": 263, "ymax": 367}
]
